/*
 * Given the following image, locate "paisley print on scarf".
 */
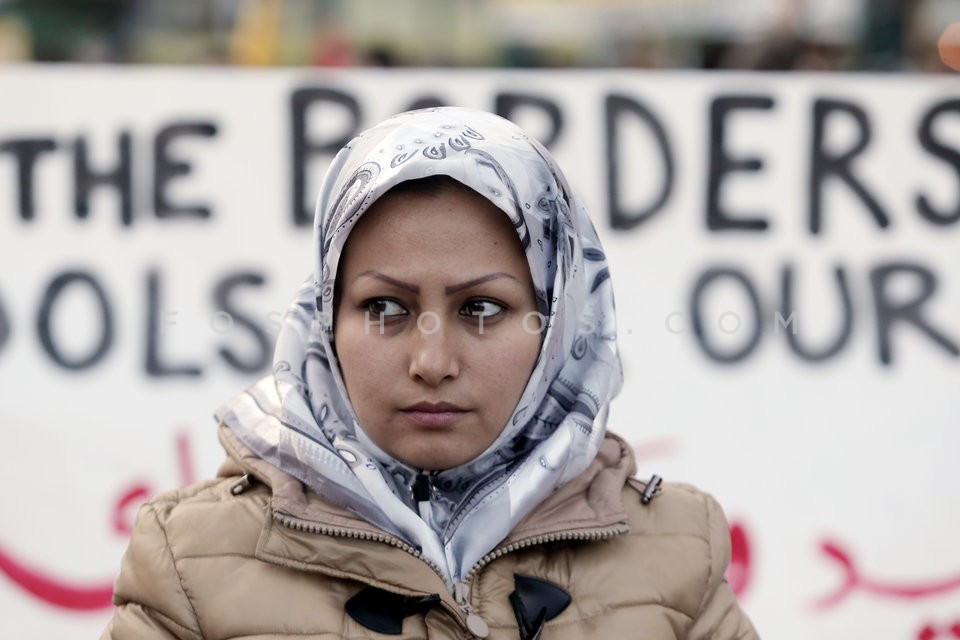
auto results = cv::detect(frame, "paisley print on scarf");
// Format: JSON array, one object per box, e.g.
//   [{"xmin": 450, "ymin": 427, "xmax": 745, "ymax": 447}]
[{"xmin": 217, "ymin": 107, "xmax": 623, "ymax": 586}]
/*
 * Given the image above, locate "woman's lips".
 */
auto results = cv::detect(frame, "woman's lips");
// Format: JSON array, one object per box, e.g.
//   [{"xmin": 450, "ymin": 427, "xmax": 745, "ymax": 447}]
[{"xmin": 401, "ymin": 402, "xmax": 468, "ymax": 428}]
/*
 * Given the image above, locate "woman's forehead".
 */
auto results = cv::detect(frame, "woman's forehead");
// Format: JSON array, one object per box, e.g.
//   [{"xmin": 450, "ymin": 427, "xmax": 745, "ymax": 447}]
[
  {"xmin": 318, "ymin": 109, "xmax": 562, "ymax": 312},
  {"xmin": 342, "ymin": 184, "xmax": 528, "ymax": 267}
]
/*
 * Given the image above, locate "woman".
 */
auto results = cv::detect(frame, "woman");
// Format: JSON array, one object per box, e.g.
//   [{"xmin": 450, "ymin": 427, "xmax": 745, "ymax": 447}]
[{"xmin": 102, "ymin": 107, "xmax": 758, "ymax": 639}]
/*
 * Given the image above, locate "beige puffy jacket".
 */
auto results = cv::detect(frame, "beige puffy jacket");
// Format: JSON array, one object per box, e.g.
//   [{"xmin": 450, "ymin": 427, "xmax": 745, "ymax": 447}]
[{"xmin": 102, "ymin": 427, "xmax": 758, "ymax": 639}]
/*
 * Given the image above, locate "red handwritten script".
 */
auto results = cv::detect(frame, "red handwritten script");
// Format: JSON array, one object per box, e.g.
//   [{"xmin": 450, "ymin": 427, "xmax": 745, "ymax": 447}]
[
  {"xmin": 728, "ymin": 522, "xmax": 752, "ymax": 597},
  {"xmin": 917, "ymin": 621, "xmax": 960, "ymax": 640},
  {"xmin": 0, "ymin": 432, "xmax": 195, "ymax": 610},
  {"xmin": 0, "ymin": 549, "xmax": 115, "ymax": 610},
  {"xmin": 813, "ymin": 538, "xmax": 960, "ymax": 610}
]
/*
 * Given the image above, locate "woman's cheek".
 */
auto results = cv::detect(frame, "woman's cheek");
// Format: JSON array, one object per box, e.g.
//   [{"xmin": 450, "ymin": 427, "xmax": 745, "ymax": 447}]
[{"xmin": 490, "ymin": 335, "xmax": 539, "ymax": 379}]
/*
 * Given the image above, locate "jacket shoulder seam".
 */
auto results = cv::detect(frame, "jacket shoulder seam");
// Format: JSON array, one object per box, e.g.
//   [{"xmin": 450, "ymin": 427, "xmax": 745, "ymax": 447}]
[
  {"xmin": 626, "ymin": 478, "xmax": 710, "ymax": 500},
  {"xmin": 147, "ymin": 502, "xmax": 205, "ymax": 636},
  {"xmin": 123, "ymin": 601, "xmax": 201, "ymax": 639},
  {"xmin": 694, "ymin": 490, "xmax": 715, "ymax": 619},
  {"xmin": 149, "ymin": 477, "xmax": 238, "ymax": 509},
  {"xmin": 623, "ymin": 480, "xmax": 713, "ymax": 542},
  {"xmin": 176, "ymin": 550, "xmax": 259, "ymax": 561}
]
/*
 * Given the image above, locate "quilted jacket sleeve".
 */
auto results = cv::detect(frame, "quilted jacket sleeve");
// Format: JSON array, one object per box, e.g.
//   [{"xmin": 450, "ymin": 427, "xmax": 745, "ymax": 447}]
[
  {"xmin": 687, "ymin": 493, "xmax": 760, "ymax": 640},
  {"xmin": 100, "ymin": 502, "xmax": 203, "ymax": 640}
]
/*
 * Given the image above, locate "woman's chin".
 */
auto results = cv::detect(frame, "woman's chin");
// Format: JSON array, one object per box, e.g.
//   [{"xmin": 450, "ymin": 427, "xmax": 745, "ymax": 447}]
[{"xmin": 392, "ymin": 446, "xmax": 472, "ymax": 472}]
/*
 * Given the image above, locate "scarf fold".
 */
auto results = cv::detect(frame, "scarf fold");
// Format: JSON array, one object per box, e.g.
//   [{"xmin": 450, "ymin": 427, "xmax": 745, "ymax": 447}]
[{"xmin": 217, "ymin": 106, "xmax": 623, "ymax": 586}]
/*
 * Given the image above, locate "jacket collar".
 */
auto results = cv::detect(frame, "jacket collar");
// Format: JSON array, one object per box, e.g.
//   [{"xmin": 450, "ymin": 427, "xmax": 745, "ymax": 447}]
[{"xmin": 216, "ymin": 424, "xmax": 635, "ymax": 591}]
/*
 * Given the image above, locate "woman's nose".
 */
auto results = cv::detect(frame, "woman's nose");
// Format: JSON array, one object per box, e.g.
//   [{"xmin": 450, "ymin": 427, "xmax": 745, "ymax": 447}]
[{"xmin": 408, "ymin": 314, "xmax": 460, "ymax": 386}]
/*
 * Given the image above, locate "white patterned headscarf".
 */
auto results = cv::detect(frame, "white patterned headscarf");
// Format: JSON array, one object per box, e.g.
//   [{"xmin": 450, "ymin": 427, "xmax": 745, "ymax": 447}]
[{"xmin": 218, "ymin": 107, "xmax": 622, "ymax": 587}]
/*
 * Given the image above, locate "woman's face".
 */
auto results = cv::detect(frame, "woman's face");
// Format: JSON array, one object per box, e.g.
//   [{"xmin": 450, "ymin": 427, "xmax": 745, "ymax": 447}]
[{"xmin": 335, "ymin": 184, "xmax": 541, "ymax": 470}]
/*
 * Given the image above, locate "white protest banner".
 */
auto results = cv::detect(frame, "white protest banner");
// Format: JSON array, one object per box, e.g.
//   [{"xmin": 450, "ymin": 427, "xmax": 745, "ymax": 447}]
[{"xmin": 0, "ymin": 67, "xmax": 958, "ymax": 639}]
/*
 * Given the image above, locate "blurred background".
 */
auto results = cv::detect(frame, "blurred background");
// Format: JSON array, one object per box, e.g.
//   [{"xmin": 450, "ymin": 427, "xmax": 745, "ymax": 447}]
[{"xmin": 0, "ymin": 0, "xmax": 957, "ymax": 72}]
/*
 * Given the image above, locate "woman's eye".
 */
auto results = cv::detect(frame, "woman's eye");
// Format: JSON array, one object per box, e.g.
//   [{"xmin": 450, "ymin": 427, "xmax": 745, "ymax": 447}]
[
  {"xmin": 460, "ymin": 300, "xmax": 504, "ymax": 319},
  {"xmin": 364, "ymin": 299, "xmax": 407, "ymax": 317}
]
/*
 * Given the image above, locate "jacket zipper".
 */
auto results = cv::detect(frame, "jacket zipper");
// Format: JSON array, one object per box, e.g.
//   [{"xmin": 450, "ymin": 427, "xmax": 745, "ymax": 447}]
[
  {"xmin": 274, "ymin": 511, "xmax": 628, "ymax": 638},
  {"xmin": 465, "ymin": 522, "xmax": 631, "ymax": 582},
  {"xmin": 451, "ymin": 523, "xmax": 630, "ymax": 638},
  {"xmin": 453, "ymin": 581, "xmax": 490, "ymax": 638},
  {"xmin": 274, "ymin": 512, "xmax": 490, "ymax": 637},
  {"xmin": 272, "ymin": 511, "xmax": 440, "ymax": 572}
]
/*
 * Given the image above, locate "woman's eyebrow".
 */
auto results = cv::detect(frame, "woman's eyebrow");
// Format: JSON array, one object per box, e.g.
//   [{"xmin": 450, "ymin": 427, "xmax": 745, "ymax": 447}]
[
  {"xmin": 445, "ymin": 273, "xmax": 517, "ymax": 294},
  {"xmin": 356, "ymin": 271, "xmax": 518, "ymax": 294},
  {"xmin": 357, "ymin": 270, "xmax": 419, "ymax": 293}
]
